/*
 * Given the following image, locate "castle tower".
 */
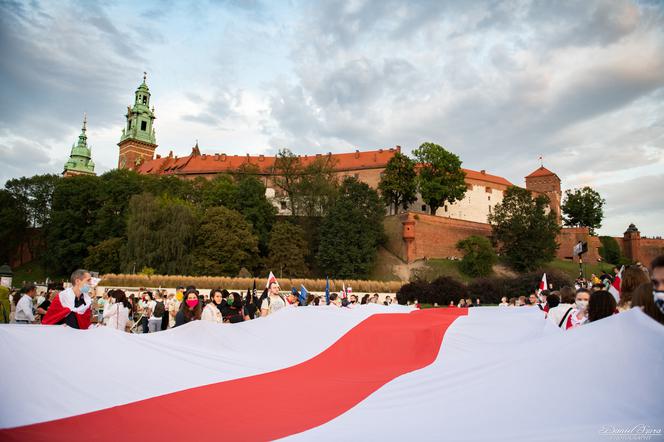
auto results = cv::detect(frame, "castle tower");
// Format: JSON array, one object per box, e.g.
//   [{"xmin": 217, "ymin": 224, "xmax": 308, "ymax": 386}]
[
  {"xmin": 623, "ymin": 223, "xmax": 641, "ymax": 263},
  {"xmin": 63, "ymin": 114, "xmax": 96, "ymax": 177},
  {"xmin": 118, "ymin": 72, "xmax": 157, "ymax": 170},
  {"xmin": 525, "ymin": 165, "xmax": 562, "ymax": 224}
]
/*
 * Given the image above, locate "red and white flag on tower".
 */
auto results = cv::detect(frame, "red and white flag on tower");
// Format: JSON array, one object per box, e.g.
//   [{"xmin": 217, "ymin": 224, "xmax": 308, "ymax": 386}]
[
  {"xmin": 537, "ymin": 273, "xmax": 547, "ymax": 296},
  {"xmin": 265, "ymin": 271, "xmax": 278, "ymax": 289},
  {"xmin": 609, "ymin": 266, "xmax": 624, "ymax": 303}
]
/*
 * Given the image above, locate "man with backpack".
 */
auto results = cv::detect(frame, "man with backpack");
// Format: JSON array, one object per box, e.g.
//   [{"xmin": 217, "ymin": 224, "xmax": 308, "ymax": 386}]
[
  {"xmin": 260, "ymin": 281, "xmax": 287, "ymax": 317},
  {"xmin": 148, "ymin": 292, "xmax": 165, "ymax": 333}
]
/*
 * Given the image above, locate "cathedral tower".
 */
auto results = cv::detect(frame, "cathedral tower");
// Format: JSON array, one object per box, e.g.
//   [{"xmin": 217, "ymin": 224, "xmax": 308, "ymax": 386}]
[
  {"xmin": 118, "ymin": 72, "xmax": 157, "ymax": 170},
  {"xmin": 63, "ymin": 114, "xmax": 96, "ymax": 177}
]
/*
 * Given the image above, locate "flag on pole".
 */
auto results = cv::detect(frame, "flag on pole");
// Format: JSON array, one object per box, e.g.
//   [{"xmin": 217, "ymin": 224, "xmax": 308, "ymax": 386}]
[
  {"xmin": 252, "ymin": 279, "xmax": 256, "ymax": 296},
  {"xmin": 266, "ymin": 271, "xmax": 278, "ymax": 289},
  {"xmin": 537, "ymin": 273, "xmax": 547, "ymax": 297},
  {"xmin": 342, "ymin": 283, "xmax": 347, "ymax": 299},
  {"xmin": 299, "ymin": 285, "xmax": 308, "ymax": 306},
  {"xmin": 325, "ymin": 276, "xmax": 330, "ymax": 305},
  {"xmin": 609, "ymin": 266, "xmax": 624, "ymax": 303}
]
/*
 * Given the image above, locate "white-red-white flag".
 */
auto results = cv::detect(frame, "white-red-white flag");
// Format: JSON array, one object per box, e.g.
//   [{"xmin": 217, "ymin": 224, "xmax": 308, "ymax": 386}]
[
  {"xmin": 265, "ymin": 271, "xmax": 278, "ymax": 289},
  {"xmin": 537, "ymin": 273, "xmax": 547, "ymax": 296},
  {"xmin": 609, "ymin": 266, "xmax": 624, "ymax": 303}
]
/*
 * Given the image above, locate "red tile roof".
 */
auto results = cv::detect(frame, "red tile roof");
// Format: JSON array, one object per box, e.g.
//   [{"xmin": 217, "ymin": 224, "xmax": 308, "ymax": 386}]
[
  {"xmin": 136, "ymin": 147, "xmax": 514, "ymax": 187},
  {"xmin": 526, "ymin": 166, "xmax": 557, "ymax": 178}
]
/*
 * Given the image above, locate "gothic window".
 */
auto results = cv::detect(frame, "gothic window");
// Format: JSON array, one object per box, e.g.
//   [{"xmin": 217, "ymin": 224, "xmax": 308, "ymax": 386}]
[{"xmin": 141, "ymin": 121, "xmax": 147, "ymax": 131}]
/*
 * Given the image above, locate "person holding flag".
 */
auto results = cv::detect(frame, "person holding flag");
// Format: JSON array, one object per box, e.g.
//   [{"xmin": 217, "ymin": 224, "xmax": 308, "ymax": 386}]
[
  {"xmin": 42, "ymin": 269, "xmax": 94, "ymax": 329},
  {"xmin": 325, "ymin": 276, "xmax": 330, "ymax": 305},
  {"xmin": 298, "ymin": 285, "xmax": 308, "ymax": 306},
  {"xmin": 260, "ymin": 272, "xmax": 287, "ymax": 316},
  {"xmin": 608, "ymin": 265, "xmax": 624, "ymax": 303}
]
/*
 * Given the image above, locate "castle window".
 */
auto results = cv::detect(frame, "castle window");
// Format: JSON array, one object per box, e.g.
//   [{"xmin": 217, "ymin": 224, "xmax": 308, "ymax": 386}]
[
  {"xmin": 142, "ymin": 96, "xmax": 147, "ymax": 105},
  {"xmin": 485, "ymin": 186, "xmax": 492, "ymax": 193},
  {"xmin": 128, "ymin": 121, "xmax": 132, "ymax": 130},
  {"xmin": 421, "ymin": 205, "xmax": 427, "ymax": 212},
  {"xmin": 488, "ymin": 195, "xmax": 491, "ymax": 201},
  {"xmin": 141, "ymin": 121, "xmax": 147, "ymax": 131},
  {"xmin": 280, "ymin": 201, "xmax": 287, "ymax": 210},
  {"xmin": 444, "ymin": 206, "xmax": 448, "ymax": 212}
]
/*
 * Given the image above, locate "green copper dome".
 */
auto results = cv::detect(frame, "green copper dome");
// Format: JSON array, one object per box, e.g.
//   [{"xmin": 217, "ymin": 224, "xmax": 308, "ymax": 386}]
[
  {"xmin": 63, "ymin": 114, "xmax": 96, "ymax": 176},
  {"xmin": 120, "ymin": 72, "xmax": 157, "ymax": 145}
]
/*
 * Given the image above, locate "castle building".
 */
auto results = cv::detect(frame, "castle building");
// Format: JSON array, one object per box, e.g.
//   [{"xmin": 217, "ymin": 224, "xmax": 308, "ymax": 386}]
[
  {"xmin": 110, "ymin": 74, "xmax": 663, "ymax": 265},
  {"xmin": 63, "ymin": 114, "xmax": 96, "ymax": 177}
]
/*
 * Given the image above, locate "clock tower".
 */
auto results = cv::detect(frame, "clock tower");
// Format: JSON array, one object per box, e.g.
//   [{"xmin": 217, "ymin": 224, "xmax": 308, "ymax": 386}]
[{"xmin": 118, "ymin": 72, "xmax": 157, "ymax": 170}]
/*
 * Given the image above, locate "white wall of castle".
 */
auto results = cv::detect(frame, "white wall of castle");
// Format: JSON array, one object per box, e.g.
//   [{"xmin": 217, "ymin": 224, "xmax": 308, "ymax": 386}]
[{"xmin": 407, "ymin": 183, "xmax": 505, "ymax": 224}]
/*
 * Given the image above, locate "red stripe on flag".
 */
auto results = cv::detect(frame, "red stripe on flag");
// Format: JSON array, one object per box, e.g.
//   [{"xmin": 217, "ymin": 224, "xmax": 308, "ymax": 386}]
[{"xmin": 1, "ymin": 308, "xmax": 467, "ymax": 442}]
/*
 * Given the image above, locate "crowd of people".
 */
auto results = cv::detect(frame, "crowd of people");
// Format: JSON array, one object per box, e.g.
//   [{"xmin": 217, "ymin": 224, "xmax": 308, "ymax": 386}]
[{"xmin": 1, "ymin": 256, "xmax": 663, "ymax": 332}]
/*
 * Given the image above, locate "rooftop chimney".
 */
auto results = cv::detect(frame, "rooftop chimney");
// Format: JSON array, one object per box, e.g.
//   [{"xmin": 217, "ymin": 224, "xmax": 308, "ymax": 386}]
[
  {"xmin": 355, "ymin": 149, "xmax": 360, "ymax": 158},
  {"xmin": 480, "ymin": 170, "xmax": 486, "ymax": 174}
]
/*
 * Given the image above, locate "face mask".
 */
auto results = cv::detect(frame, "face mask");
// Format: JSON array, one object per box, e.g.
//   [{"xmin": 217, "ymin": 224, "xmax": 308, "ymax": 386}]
[
  {"xmin": 576, "ymin": 300, "xmax": 588, "ymax": 310},
  {"xmin": 186, "ymin": 299, "xmax": 198, "ymax": 308},
  {"xmin": 80, "ymin": 284, "xmax": 90, "ymax": 294},
  {"xmin": 226, "ymin": 297, "xmax": 234, "ymax": 306},
  {"xmin": 654, "ymin": 291, "xmax": 664, "ymax": 314}
]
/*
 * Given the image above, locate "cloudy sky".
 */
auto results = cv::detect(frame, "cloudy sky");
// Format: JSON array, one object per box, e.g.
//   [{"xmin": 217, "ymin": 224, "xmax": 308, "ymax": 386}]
[{"xmin": 1, "ymin": 0, "xmax": 663, "ymax": 237}]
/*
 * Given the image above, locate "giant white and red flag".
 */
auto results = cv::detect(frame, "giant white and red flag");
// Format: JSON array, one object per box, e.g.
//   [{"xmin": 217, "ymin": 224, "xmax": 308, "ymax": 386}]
[{"xmin": 0, "ymin": 306, "xmax": 662, "ymax": 441}]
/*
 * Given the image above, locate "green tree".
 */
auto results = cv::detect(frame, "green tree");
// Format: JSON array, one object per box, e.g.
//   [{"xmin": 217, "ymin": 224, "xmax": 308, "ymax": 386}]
[
  {"xmin": 199, "ymin": 174, "xmax": 236, "ymax": 208},
  {"xmin": 233, "ymin": 169, "xmax": 276, "ymax": 255},
  {"xmin": 273, "ymin": 148, "xmax": 303, "ymax": 216},
  {"xmin": 297, "ymin": 156, "xmax": 338, "ymax": 217},
  {"xmin": 488, "ymin": 186, "xmax": 560, "ymax": 272},
  {"xmin": 562, "ymin": 187, "xmax": 605, "ymax": 234},
  {"xmin": 317, "ymin": 177, "xmax": 384, "ymax": 279},
  {"xmin": 267, "ymin": 221, "xmax": 309, "ymax": 277},
  {"xmin": 4, "ymin": 174, "xmax": 60, "ymax": 227},
  {"xmin": 91, "ymin": 169, "xmax": 146, "ymax": 241},
  {"xmin": 378, "ymin": 152, "xmax": 417, "ymax": 214},
  {"xmin": 124, "ymin": 193, "xmax": 199, "ymax": 275},
  {"xmin": 44, "ymin": 175, "xmax": 101, "ymax": 275},
  {"xmin": 456, "ymin": 235, "xmax": 497, "ymax": 277},
  {"xmin": 599, "ymin": 236, "xmax": 622, "ymax": 264},
  {"xmin": 193, "ymin": 206, "xmax": 259, "ymax": 275},
  {"xmin": 0, "ymin": 189, "xmax": 28, "ymax": 264},
  {"xmin": 413, "ymin": 142, "xmax": 467, "ymax": 215},
  {"xmin": 84, "ymin": 237, "xmax": 125, "ymax": 274}
]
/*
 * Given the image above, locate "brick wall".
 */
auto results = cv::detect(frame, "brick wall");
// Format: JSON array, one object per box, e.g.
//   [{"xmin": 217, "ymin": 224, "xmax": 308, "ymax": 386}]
[{"xmin": 556, "ymin": 227, "xmax": 601, "ymax": 262}]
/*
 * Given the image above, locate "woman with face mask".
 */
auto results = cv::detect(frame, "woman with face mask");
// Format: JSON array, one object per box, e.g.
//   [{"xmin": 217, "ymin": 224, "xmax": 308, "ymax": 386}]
[
  {"xmin": 221, "ymin": 292, "xmax": 249, "ymax": 323},
  {"xmin": 564, "ymin": 288, "xmax": 591, "ymax": 329},
  {"xmin": 174, "ymin": 289, "xmax": 202, "ymax": 327},
  {"xmin": 201, "ymin": 290, "xmax": 223, "ymax": 323}
]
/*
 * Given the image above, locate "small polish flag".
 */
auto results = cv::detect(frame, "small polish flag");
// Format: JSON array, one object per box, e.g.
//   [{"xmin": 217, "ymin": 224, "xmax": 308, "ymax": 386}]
[
  {"xmin": 609, "ymin": 266, "xmax": 624, "ymax": 303},
  {"xmin": 266, "ymin": 271, "xmax": 278, "ymax": 289}
]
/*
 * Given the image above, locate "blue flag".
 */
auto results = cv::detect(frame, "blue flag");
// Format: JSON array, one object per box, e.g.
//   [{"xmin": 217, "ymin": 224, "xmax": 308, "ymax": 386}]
[
  {"xmin": 299, "ymin": 284, "xmax": 308, "ymax": 306},
  {"xmin": 325, "ymin": 275, "xmax": 330, "ymax": 305}
]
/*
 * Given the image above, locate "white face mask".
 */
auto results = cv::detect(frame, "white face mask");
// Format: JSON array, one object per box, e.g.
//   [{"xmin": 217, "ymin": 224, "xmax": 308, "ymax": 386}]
[{"xmin": 576, "ymin": 300, "xmax": 589, "ymax": 310}]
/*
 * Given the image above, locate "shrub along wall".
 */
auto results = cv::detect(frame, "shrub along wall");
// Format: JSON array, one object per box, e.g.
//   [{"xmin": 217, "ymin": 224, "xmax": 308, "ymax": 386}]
[{"xmin": 397, "ymin": 269, "xmax": 573, "ymax": 305}]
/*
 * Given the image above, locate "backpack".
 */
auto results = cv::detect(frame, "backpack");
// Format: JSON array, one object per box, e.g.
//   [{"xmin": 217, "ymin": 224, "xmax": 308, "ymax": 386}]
[{"xmin": 153, "ymin": 301, "xmax": 165, "ymax": 318}]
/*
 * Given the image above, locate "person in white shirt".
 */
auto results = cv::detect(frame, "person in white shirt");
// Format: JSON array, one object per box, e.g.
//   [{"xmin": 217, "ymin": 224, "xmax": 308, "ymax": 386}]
[
  {"xmin": 102, "ymin": 289, "xmax": 130, "ymax": 332},
  {"xmin": 498, "ymin": 297, "xmax": 509, "ymax": 307},
  {"xmin": 15, "ymin": 285, "xmax": 37, "ymax": 324},
  {"xmin": 260, "ymin": 282, "xmax": 286, "ymax": 316},
  {"xmin": 202, "ymin": 290, "xmax": 223, "ymax": 323}
]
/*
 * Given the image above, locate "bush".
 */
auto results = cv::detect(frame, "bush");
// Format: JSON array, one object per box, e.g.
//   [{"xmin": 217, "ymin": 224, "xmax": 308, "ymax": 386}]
[
  {"xmin": 396, "ymin": 281, "xmax": 434, "ymax": 305},
  {"xmin": 599, "ymin": 236, "xmax": 622, "ymax": 264},
  {"xmin": 456, "ymin": 236, "xmax": 496, "ymax": 277},
  {"xmin": 430, "ymin": 276, "xmax": 468, "ymax": 305},
  {"xmin": 467, "ymin": 277, "xmax": 506, "ymax": 304}
]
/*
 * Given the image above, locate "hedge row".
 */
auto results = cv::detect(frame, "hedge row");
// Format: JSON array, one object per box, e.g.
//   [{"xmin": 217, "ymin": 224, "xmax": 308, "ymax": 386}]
[
  {"xmin": 396, "ymin": 270, "xmax": 574, "ymax": 305},
  {"xmin": 100, "ymin": 273, "xmax": 403, "ymax": 294}
]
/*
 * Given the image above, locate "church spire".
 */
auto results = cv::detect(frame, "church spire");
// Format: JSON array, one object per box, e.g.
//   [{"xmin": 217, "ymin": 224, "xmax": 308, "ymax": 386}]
[{"xmin": 63, "ymin": 114, "xmax": 96, "ymax": 177}]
